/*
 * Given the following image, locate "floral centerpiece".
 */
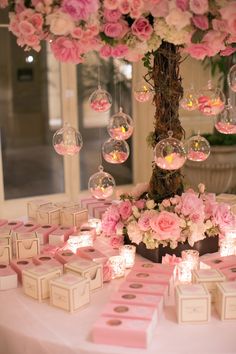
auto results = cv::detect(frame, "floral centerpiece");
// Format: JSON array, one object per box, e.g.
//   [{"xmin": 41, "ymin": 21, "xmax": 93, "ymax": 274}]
[{"xmin": 102, "ymin": 183, "xmax": 235, "ymax": 261}]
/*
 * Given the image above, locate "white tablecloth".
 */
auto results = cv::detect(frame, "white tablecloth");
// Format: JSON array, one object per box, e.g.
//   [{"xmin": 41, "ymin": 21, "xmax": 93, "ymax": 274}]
[{"xmin": 0, "ymin": 264, "xmax": 236, "ymax": 354}]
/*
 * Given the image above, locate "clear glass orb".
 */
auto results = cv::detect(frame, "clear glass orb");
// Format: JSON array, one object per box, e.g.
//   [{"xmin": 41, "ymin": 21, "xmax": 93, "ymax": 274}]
[
  {"xmin": 102, "ymin": 138, "xmax": 130, "ymax": 164},
  {"xmin": 89, "ymin": 85, "xmax": 112, "ymax": 112},
  {"xmin": 198, "ymin": 80, "xmax": 225, "ymax": 116},
  {"xmin": 228, "ymin": 64, "xmax": 236, "ymax": 93},
  {"xmin": 133, "ymin": 81, "xmax": 153, "ymax": 103},
  {"xmin": 215, "ymin": 99, "xmax": 236, "ymax": 134},
  {"xmin": 88, "ymin": 165, "xmax": 115, "ymax": 199},
  {"xmin": 186, "ymin": 132, "xmax": 210, "ymax": 162},
  {"xmin": 180, "ymin": 86, "xmax": 198, "ymax": 111},
  {"xmin": 53, "ymin": 123, "xmax": 83, "ymax": 156},
  {"xmin": 107, "ymin": 107, "xmax": 134, "ymax": 140},
  {"xmin": 154, "ymin": 131, "xmax": 186, "ymax": 170}
]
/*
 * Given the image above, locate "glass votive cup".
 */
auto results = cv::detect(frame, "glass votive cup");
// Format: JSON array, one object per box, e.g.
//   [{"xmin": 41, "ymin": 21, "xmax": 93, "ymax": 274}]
[
  {"xmin": 177, "ymin": 261, "xmax": 192, "ymax": 283},
  {"xmin": 119, "ymin": 245, "xmax": 136, "ymax": 269},
  {"xmin": 220, "ymin": 239, "xmax": 236, "ymax": 257},
  {"xmin": 181, "ymin": 249, "xmax": 199, "ymax": 270},
  {"xmin": 109, "ymin": 255, "xmax": 126, "ymax": 279},
  {"xmin": 87, "ymin": 218, "xmax": 102, "ymax": 235}
]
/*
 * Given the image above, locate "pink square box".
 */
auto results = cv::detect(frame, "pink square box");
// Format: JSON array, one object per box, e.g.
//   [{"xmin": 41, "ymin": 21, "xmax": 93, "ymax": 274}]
[
  {"xmin": 55, "ymin": 249, "xmax": 80, "ymax": 265},
  {"xmin": 35, "ymin": 225, "xmax": 58, "ymax": 245},
  {"xmin": 221, "ymin": 266, "xmax": 236, "ymax": 281},
  {"xmin": 0, "ymin": 221, "xmax": 23, "ymax": 233},
  {"xmin": 0, "ymin": 220, "xmax": 8, "ymax": 227},
  {"xmin": 93, "ymin": 205, "xmax": 111, "ymax": 219},
  {"xmin": 15, "ymin": 222, "xmax": 40, "ymax": 234},
  {"xmin": 202, "ymin": 255, "xmax": 236, "ymax": 270},
  {"xmin": 126, "ymin": 270, "xmax": 171, "ymax": 285},
  {"xmin": 92, "ymin": 316, "xmax": 154, "ymax": 348},
  {"xmin": 88, "ymin": 201, "xmax": 111, "ymax": 218},
  {"xmin": 32, "ymin": 254, "xmax": 63, "ymax": 271},
  {"xmin": 0, "ymin": 262, "xmax": 18, "ymax": 290},
  {"xmin": 80, "ymin": 197, "xmax": 99, "ymax": 210},
  {"xmin": 133, "ymin": 261, "xmax": 175, "ymax": 275},
  {"xmin": 10, "ymin": 258, "xmax": 35, "ymax": 283},
  {"xmin": 119, "ymin": 280, "xmax": 168, "ymax": 297},
  {"xmin": 49, "ymin": 226, "xmax": 75, "ymax": 246},
  {"xmin": 77, "ymin": 247, "xmax": 108, "ymax": 264},
  {"xmin": 110, "ymin": 291, "xmax": 163, "ymax": 315}
]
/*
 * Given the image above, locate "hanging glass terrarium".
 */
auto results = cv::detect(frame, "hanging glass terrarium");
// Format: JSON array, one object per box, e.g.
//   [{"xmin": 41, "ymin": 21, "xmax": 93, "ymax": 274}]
[
  {"xmin": 215, "ymin": 99, "xmax": 236, "ymax": 134},
  {"xmin": 133, "ymin": 80, "xmax": 153, "ymax": 103},
  {"xmin": 102, "ymin": 138, "xmax": 130, "ymax": 164},
  {"xmin": 186, "ymin": 132, "xmax": 210, "ymax": 162},
  {"xmin": 107, "ymin": 107, "xmax": 134, "ymax": 141},
  {"xmin": 53, "ymin": 123, "xmax": 83, "ymax": 156},
  {"xmin": 88, "ymin": 165, "xmax": 115, "ymax": 199},
  {"xmin": 197, "ymin": 80, "xmax": 225, "ymax": 116},
  {"xmin": 228, "ymin": 64, "xmax": 236, "ymax": 93},
  {"xmin": 180, "ymin": 86, "xmax": 198, "ymax": 111},
  {"xmin": 89, "ymin": 85, "xmax": 112, "ymax": 112}
]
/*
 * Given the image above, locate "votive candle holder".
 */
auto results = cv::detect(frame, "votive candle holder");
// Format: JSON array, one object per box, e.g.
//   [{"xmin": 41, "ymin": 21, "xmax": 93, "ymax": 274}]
[
  {"xmin": 119, "ymin": 245, "xmax": 136, "ymax": 268},
  {"xmin": 177, "ymin": 261, "xmax": 192, "ymax": 283},
  {"xmin": 109, "ymin": 255, "xmax": 126, "ymax": 279},
  {"xmin": 87, "ymin": 218, "xmax": 102, "ymax": 235},
  {"xmin": 181, "ymin": 249, "xmax": 199, "ymax": 270}
]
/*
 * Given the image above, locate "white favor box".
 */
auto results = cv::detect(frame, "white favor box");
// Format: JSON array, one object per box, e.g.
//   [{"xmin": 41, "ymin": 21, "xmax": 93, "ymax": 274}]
[
  {"xmin": 22, "ymin": 264, "xmax": 62, "ymax": 302},
  {"xmin": 27, "ymin": 199, "xmax": 52, "ymax": 219},
  {"xmin": 192, "ymin": 269, "xmax": 226, "ymax": 303},
  {"xmin": 65, "ymin": 259, "xmax": 103, "ymax": 291},
  {"xmin": 215, "ymin": 281, "xmax": 236, "ymax": 320},
  {"xmin": 0, "ymin": 244, "xmax": 12, "ymax": 264},
  {"xmin": 60, "ymin": 207, "xmax": 88, "ymax": 228},
  {"xmin": 15, "ymin": 233, "xmax": 40, "ymax": 259},
  {"xmin": 175, "ymin": 283, "xmax": 211, "ymax": 324},
  {"xmin": 50, "ymin": 273, "xmax": 90, "ymax": 313},
  {"xmin": 36, "ymin": 205, "xmax": 61, "ymax": 225},
  {"xmin": 0, "ymin": 263, "xmax": 17, "ymax": 290}
]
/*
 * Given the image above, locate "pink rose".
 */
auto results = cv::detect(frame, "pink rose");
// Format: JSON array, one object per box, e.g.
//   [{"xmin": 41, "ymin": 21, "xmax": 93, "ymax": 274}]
[
  {"xmin": 150, "ymin": 211, "xmax": 181, "ymax": 240},
  {"xmin": 119, "ymin": 0, "xmax": 131, "ymax": 14},
  {"xmin": 181, "ymin": 191, "xmax": 204, "ymax": 217},
  {"xmin": 131, "ymin": 17, "xmax": 153, "ymax": 41},
  {"xmin": 100, "ymin": 44, "xmax": 112, "ymax": 58},
  {"xmin": 192, "ymin": 15, "xmax": 208, "ymax": 30},
  {"xmin": 212, "ymin": 19, "xmax": 227, "ymax": 33},
  {"xmin": 71, "ymin": 27, "xmax": 83, "ymax": 39},
  {"xmin": 110, "ymin": 235, "xmax": 124, "ymax": 248},
  {"xmin": 213, "ymin": 203, "xmax": 235, "ymax": 232},
  {"xmin": 118, "ymin": 200, "xmax": 133, "ymax": 220},
  {"xmin": 104, "ymin": 22, "xmax": 125, "ymax": 38},
  {"xmin": 148, "ymin": 0, "xmax": 169, "ymax": 17},
  {"xmin": 112, "ymin": 44, "xmax": 129, "ymax": 57},
  {"xmin": 51, "ymin": 37, "xmax": 83, "ymax": 64},
  {"xmin": 18, "ymin": 20, "xmax": 35, "ymax": 36},
  {"xmin": 135, "ymin": 199, "xmax": 146, "ymax": 209},
  {"xmin": 189, "ymin": 0, "xmax": 208, "ymax": 15},
  {"xmin": 176, "ymin": 0, "xmax": 189, "ymax": 11},
  {"xmin": 62, "ymin": 0, "xmax": 98, "ymax": 20},
  {"xmin": 104, "ymin": 8, "xmax": 122, "ymax": 21},
  {"xmin": 138, "ymin": 210, "xmax": 156, "ymax": 231},
  {"xmin": 103, "ymin": 261, "xmax": 112, "ymax": 282},
  {"xmin": 0, "ymin": 0, "xmax": 7, "ymax": 8},
  {"xmin": 220, "ymin": 46, "xmax": 236, "ymax": 56},
  {"xmin": 185, "ymin": 43, "xmax": 210, "ymax": 60},
  {"xmin": 104, "ymin": 0, "xmax": 119, "ymax": 10}
]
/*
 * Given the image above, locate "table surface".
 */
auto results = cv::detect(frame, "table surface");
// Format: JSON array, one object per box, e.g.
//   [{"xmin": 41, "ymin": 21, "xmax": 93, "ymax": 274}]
[{"xmin": 0, "ymin": 251, "xmax": 236, "ymax": 354}]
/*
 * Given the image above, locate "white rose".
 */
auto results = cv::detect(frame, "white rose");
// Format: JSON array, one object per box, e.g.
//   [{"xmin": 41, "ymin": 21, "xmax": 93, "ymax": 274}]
[
  {"xmin": 166, "ymin": 8, "xmax": 192, "ymax": 31},
  {"xmin": 205, "ymin": 220, "xmax": 213, "ymax": 229},
  {"xmin": 179, "ymin": 218, "xmax": 186, "ymax": 228},
  {"xmin": 132, "ymin": 206, "xmax": 140, "ymax": 219},
  {"xmin": 146, "ymin": 199, "xmax": 156, "ymax": 210},
  {"xmin": 46, "ymin": 11, "xmax": 75, "ymax": 36}
]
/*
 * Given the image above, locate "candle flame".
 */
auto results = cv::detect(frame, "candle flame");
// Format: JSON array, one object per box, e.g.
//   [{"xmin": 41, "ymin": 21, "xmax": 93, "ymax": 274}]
[{"xmin": 165, "ymin": 154, "xmax": 174, "ymax": 164}]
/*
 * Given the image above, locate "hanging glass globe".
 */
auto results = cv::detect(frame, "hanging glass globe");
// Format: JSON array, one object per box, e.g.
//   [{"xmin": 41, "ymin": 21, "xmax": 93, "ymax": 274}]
[
  {"xmin": 197, "ymin": 80, "xmax": 225, "ymax": 116},
  {"xmin": 186, "ymin": 132, "xmax": 210, "ymax": 162},
  {"xmin": 215, "ymin": 99, "xmax": 236, "ymax": 134},
  {"xmin": 107, "ymin": 107, "xmax": 134, "ymax": 140},
  {"xmin": 180, "ymin": 86, "xmax": 198, "ymax": 111},
  {"xmin": 89, "ymin": 85, "xmax": 112, "ymax": 112},
  {"xmin": 52, "ymin": 123, "xmax": 83, "ymax": 156},
  {"xmin": 154, "ymin": 131, "xmax": 186, "ymax": 170},
  {"xmin": 133, "ymin": 80, "xmax": 153, "ymax": 103},
  {"xmin": 102, "ymin": 138, "xmax": 130, "ymax": 164},
  {"xmin": 88, "ymin": 165, "xmax": 115, "ymax": 199},
  {"xmin": 228, "ymin": 64, "xmax": 236, "ymax": 93}
]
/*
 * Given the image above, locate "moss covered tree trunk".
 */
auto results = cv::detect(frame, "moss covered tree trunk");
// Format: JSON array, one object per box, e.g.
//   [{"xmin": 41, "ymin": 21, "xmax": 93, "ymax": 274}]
[{"xmin": 147, "ymin": 41, "xmax": 185, "ymax": 203}]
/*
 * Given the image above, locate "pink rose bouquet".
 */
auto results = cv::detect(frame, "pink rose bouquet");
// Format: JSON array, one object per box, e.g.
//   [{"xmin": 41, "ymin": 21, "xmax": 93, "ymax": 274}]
[
  {"xmin": 1, "ymin": 0, "xmax": 235, "ymax": 63},
  {"xmin": 102, "ymin": 183, "xmax": 235, "ymax": 250}
]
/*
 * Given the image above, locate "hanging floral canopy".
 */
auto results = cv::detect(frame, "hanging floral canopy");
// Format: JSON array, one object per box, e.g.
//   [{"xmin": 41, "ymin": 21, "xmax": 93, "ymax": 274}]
[{"xmin": 0, "ymin": 0, "xmax": 236, "ymax": 64}]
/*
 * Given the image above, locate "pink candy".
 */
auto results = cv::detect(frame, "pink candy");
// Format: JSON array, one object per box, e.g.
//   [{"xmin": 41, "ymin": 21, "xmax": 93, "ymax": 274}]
[
  {"xmin": 134, "ymin": 91, "xmax": 152, "ymax": 103},
  {"xmin": 215, "ymin": 122, "xmax": 236, "ymax": 134},
  {"xmin": 90, "ymin": 99, "xmax": 111, "ymax": 112},
  {"xmin": 103, "ymin": 151, "xmax": 129, "ymax": 164},
  {"xmin": 54, "ymin": 144, "xmax": 81, "ymax": 156},
  {"xmin": 187, "ymin": 150, "xmax": 209, "ymax": 161},
  {"xmin": 109, "ymin": 126, "xmax": 133, "ymax": 140}
]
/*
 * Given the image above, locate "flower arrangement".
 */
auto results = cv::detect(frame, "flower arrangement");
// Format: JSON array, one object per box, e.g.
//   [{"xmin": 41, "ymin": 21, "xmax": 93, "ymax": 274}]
[
  {"xmin": 102, "ymin": 183, "xmax": 236, "ymax": 250},
  {"xmin": 1, "ymin": 0, "xmax": 236, "ymax": 63}
]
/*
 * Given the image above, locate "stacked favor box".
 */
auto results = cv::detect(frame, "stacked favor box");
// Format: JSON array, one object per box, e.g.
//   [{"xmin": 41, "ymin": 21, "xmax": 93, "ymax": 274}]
[{"xmin": 80, "ymin": 197, "xmax": 112, "ymax": 218}]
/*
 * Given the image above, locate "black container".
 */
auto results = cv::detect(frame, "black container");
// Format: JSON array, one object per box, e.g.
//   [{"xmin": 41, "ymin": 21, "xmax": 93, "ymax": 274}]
[{"xmin": 134, "ymin": 236, "xmax": 219, "ymax": 263}]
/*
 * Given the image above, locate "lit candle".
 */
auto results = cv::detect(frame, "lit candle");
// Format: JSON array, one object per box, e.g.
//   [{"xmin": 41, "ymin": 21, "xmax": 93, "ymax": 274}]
[
  {"xmin": 109, "ymin": 255, "xmax": 126, "ymax": 279},
  {"xmin": 119, "ymin": 245, "xmax": 136, "ymax": 268},
  {"xmin": 177, "ymin": 261, "xmax": 192, "ymax": 283},
  {"xmin": 181, "ymin": 250, "xmax": 199, "ymax": 270}
]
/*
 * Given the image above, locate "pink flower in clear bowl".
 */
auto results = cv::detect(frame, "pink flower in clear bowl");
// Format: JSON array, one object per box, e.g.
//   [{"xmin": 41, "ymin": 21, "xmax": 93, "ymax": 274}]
[
  {"xmin": 118, "ymin": 200, "xmax": 133, "ymax": 220},
  {"xmin": 213, "ymin": 203, "xmax": 235, "ymax": 232},
  {"xmin": 150, "ymin": 211, "xmax": 181, "ymax": 240},
  {"xmin": 62, "ymin": 0, "xmax": 98, "ymax": 20},
  {"xmin": 131, "ymin": 17, "xmax": 153, "ymax": 41}
]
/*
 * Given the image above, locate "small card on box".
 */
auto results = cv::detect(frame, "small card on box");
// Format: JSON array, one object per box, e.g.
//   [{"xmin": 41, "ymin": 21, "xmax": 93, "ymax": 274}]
[
  {"xmin": 0, "ymin": 245, "xmax": 12, "ymax": 263},
  {"xmin": 215, "ymin": 281, "xmax": 236, "ymax": 320},
  {"xmin": 92, "ymin": 316, "xmax": 154, "ymax": 348},
  {"xmin": 192, "ymin": 269, "xmax": 226, "ymax": 303},
  {"xmin": 50, "ymin": 273, "xmax": 90, "ymax": 313},
  {"xmin": 23, "ymin": 264, "xmax": 62, "ymax": 302},
  {"xmin": 35, "ymin": 225, "xmax": 58, "ymax": 245},
  {"xmin": 15, "ymin": 233, "xmax": 40, "ymax": 259},
  {"xmin": 65, "ymin": 259, "xmax": 103, "ymax": 291},
  {"xmin": 49, "ymin": 226, "xmax": 75, "ymax": 246},
  {"xmin": 60, "ymin": 207, "xmax": 88, "ymax": 228},
  {"xmin": 0, "ymin": 263, "xmax": 17, "ymax": 290},
  {"xmin": 175, "ymin": 283, "xmax": 211, "ymax": 324},
  {"xmin": 36, "ymin": 205, "xmax": 61, "ymax": 225},
  {"xmin": 27, "ymin": 199, "xmax": 52, "ymax": 219},
  {"xmin": 10, "ymin": 258, "xmax": 35, "ymax": 282}
]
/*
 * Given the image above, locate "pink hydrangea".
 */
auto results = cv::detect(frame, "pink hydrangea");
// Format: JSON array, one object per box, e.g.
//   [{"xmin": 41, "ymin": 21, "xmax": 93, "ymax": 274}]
[
  {"xmin": 131, "ymin": 17, "xmax": 153, "ymax": 41},
  {"xmin": 51, "ymin": 37, "xmax": 84, "ymax": 63},
  {"xmin": 150, "ymin": 211, "xmax": 181, "ymax": 240},
  {"xmin": 212, "ymin": 203, "xmax": 235, "ymax": 232},
  {"xmin": 181, "ymin": 191, "xmax": 205, "ymax": 217},
  {"xmin": 62, "ymin": 0, "xmax": 98, "ymax": 21},
  {"xmin": 118, "ymin": 200, "xmax": 133, "ymax": 220}
]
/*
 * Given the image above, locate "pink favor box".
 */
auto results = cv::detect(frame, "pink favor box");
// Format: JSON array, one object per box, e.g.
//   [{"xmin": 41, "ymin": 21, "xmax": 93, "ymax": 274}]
[
  {"xmin": 80, "ymin": 197, "xmax": 99, "ymax": 210},
  {"xmin": 35, "ymin": 225, "xmax": 58, "ymax": 245},
  {"xmin": 32, "ymin": 254, "xmax": 63, "ymax": 271},
  {"xmin": 77, "ymin": 247, "xmax": 108, "ymax": 264},
  {"xmin": 126, "ymin": 270, "xmax": 171, "ymax": 285},
  {"xmin": 221, "ymin": 266, "xmax": 236, "ymax": 281},
  {"xmin": 92, "ymin": 316, "xmax": 154, "ymax": 348},
  {"xmin": 202, "ymin": 255, "xmax": 236, "ymax": 270},
  {"xmin": 88, "ymin": 201, "xmax": 111, "ymax": 218},
  {"xmin": 55, "ymin": 249, "xmax": 80, "ymax": 265},
  {"xmin": 119, "ymin": 280, "xmax": 168, "ymax": 297},
  {"xmin": 0, "ymin": 220, "xmax": 8, "ymax": 227},
  {"xmin": 133, "ymin": 261, "xmax": 175, "ymax": 275},
  {"xmin": 0, "ymin": 262, "xmax": 18, "ymax": 290},
  {"xmin": 0, "ymin": 220, "xmax": 23, "ymax": 233},
  {"xmin": 15, "ymin": 222, "xmax": 40, "ymax": 235},
  {"xmin": 49, "ymin": 226, "xmax": 75, "ymax": 246},
  {"xmin": 10, "ymin": 258, "xmax": 35, "ymax": 283}
]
